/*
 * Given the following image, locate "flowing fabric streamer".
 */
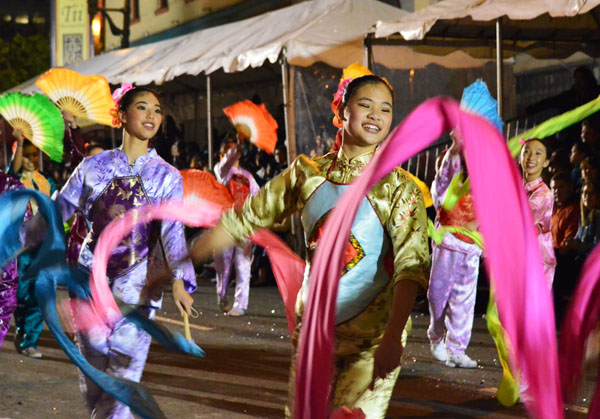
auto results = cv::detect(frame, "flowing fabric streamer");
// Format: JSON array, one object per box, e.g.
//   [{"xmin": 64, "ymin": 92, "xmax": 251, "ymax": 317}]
[
  {"xmin": 507, "ymin": 94, "xmax": 600, "ymax": 156},
  {"xmin": 294, "ymin": 97, "xmax": 561, "ymax": 419},
  {"xmin": 559, "ymin": 243, "xmax": 600, "ymax": 415},
  {"xmin": 486, "ymin": 288, "xmax": 520, "ymax": 406},
  {"xmin": 0, "ymin": 190, "xmax": 166, "ymax": 419},
  {"xmin": 427, "ymin": 219, "xmax": 483, "ymax": 249},
  {"xmin": 251, "ymin": 229, "xmax": 305, "ymax": 336},
  {"xmin": 87, "ymin": 201, "xmax": 223, "ymax": 333},
  {"xmin": 90, "ymin": 201, "xmax": 305, "ymax": 338}
]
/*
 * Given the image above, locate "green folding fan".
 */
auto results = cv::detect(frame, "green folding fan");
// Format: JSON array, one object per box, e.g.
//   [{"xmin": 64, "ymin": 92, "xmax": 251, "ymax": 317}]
[{"xmin": 0, "ymin": 92, "xmax": 64, "ymax": 162}]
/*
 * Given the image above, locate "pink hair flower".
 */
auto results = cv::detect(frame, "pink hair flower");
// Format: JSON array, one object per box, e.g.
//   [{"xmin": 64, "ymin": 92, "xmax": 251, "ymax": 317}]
[{"xmin": 112, "ymin": 82, "xmax": 135, "ymax": 106}]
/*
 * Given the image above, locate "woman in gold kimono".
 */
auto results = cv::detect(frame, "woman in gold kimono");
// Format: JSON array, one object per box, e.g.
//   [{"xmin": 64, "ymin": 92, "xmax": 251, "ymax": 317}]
[{"xmin": 190, "ymin": 74, "xmax": 429, "ymax": 418}]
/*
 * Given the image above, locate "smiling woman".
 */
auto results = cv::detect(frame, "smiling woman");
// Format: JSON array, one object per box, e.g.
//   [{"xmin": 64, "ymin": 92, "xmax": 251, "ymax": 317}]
[
  {"xmin": 188, "ymin": 72, "xmax": 429, "ymax": 418},
  {"xmin": 53, "ymin": 84, "xmax": 196, "ymax": 418}
]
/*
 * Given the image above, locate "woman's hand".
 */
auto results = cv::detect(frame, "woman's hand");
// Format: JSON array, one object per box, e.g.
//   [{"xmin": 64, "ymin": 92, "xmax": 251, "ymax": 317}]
[
  {"xmin": 13, "ymin": 128, "xmax": 24, "ymax": 143},
  {"xmin": 62, "ymin": 110, "xmax": 78, "ymax": 129},
  {"xmin": 172, "ymin": 279, "xmax": 193, "ymax": 316},
  {"xmin": 370, "ymin": 332, "xmax": 403, "ymax": 389}
]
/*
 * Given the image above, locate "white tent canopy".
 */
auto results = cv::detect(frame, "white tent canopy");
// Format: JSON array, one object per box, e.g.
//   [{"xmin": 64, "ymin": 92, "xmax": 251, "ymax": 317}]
[
  {"xmin": 375, "ymin": 0, "xmax": 600, "ymax": 58},
  {"xmin": 11, "ymin": 0, "xmax": 492, "ymax": 94}
]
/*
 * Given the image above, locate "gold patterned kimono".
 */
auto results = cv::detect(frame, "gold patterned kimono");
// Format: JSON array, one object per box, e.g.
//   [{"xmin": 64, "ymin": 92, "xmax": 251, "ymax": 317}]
[{"xmin": 221, "ymin": 148, "xmax": 429, "ymax": 418}]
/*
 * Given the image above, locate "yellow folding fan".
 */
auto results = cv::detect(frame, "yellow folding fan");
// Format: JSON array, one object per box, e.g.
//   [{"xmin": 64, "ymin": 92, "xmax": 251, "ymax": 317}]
[{"xmin": 35, "ymin": 68, "xmax": 115, "ymax": 127}]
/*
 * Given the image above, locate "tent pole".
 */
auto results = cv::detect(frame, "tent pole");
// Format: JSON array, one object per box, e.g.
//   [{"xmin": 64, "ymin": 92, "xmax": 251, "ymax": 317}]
[
  {"xmin": 496, "ymin": 17, "xmax": 504, "ymax": 119},
  {"xmin": 364, "ymin": 33, "xmax": 373, "ymax": 71},
  {"xmin": 207, "ymin": 74, "xmax": 213, "ymax": 171},
  {"xmin": 280, "ymin": 49, "xmax": 294, "ymax": 166}
]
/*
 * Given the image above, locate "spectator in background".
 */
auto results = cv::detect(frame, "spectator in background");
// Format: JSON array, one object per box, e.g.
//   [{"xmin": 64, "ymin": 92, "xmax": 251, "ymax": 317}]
[
  {"xmin": 547, "ymin": 149, "xmax": 571, "ymax": 182},
  {"xmin": 155, "ymin": 115, "xmax": 183, "ymax": 165},
  {"xmin": 551, "ymin": 172, "xmax": 581, "ymax": 257},
  {"xmin": 570, "ymin": 142, "xmax": 587, "ymax": 193},
  {"xmin": 550, "ymin": 172, "xmax": 580, "ymax": 323},
  {"xmin": 581, "ymin": 156, "xmax": 600, "ymax": 185},
  {"xmin": 580, "ymin": 115, "xmax": 600, "ymax": 154},
  {"xmin": 524, "ymin": 67, "xmax": 600, "ymax": 147},
  {"xmin": 565, "ymin": 181, "xmax": 600, "ymax": 262}
]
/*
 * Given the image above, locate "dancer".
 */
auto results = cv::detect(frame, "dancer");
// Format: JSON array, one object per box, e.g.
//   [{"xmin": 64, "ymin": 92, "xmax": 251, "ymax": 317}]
[
  {"xmin": 519, "ymin": 138, "xmax": 556, "ymax": 285},
  {"xmin": 213, "ymin": 140, "xmax": 259, "ymax": 316},
  {"xmin": 55, "ymin": 85, "xmax": 195, "ymax": 418},
  {"xmin": 189, "ymin": 72, "xmax": 429, "ymax": 417},
  {"xmin": 9, "ymin": 131, "xmax": 56, "ymax": 359},
  {"xmin": 0, "ymin": 171, "xmax": 25, "ymax": 348},
  {"xmin": 427, "ymin": 135, "xmax": 481, "ymax": 369}
]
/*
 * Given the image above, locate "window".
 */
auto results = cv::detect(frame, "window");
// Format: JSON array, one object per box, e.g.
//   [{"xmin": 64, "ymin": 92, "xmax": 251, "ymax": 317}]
[{"xmin": 156, "ymin": 0, "xmax": 168, "ymax": 15}]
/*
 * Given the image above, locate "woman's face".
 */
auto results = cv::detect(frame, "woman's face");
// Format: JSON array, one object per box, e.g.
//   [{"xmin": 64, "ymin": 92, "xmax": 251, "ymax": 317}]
[
  {"xmin": 341, "ymin": 82, "xmax": 393, "ymax": 149},
  {"xmin": 569, "ymin": 143, "xmax": 584, "ymax": 166},
  {"xmin": 582, "ymin": 183, "xmax": 598, "ymax": 210},
  {"xmin": 22, "ymin": 145, "xmax": 39, "ymax": 172},
  {"xmin": 519, "ymin": 140, "xmax": 548, "ymax": 180},
  {"xmin": 581, "ymin": 161, "xmax": 599, "ymax": 183},
  {"xmin": 119, "ymin": 92, "xmax": 162, "ymax": 141}
]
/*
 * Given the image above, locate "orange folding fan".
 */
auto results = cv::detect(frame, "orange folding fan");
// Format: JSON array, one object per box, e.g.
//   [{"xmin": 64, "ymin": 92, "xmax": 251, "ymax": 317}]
[
  {"xmin": 223, "ymin": 100, "xmax": 278, "ymax": 154},
  {"xmin": 35, "ymin": 68, "xmax": 115, "ymax": 127},
  {"xmin": 180, "ymin": 169, "xmax": 234, "ymax": 208}
]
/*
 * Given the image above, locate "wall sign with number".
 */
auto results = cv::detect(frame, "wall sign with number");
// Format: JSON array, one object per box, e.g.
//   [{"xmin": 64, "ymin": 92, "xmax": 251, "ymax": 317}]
[{"xmin": 55, "ymin": 0, "xmax": 90, "ymax": 67}]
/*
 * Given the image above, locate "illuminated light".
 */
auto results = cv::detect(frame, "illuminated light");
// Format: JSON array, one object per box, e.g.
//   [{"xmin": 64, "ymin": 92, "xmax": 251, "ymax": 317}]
[
  {"xmin": 92, "ymin": 15, "xmax": 102, "ymax": 37},
  {"xmin": 15, "ymin": 14, "xmax": 29, "ymax": 24}
]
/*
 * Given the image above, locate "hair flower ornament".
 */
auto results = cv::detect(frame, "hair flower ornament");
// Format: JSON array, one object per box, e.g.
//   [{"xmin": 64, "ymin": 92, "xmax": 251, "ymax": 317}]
[{"xmin": 110, "ymin": 83, "xmax": 135, "ymax": 128}]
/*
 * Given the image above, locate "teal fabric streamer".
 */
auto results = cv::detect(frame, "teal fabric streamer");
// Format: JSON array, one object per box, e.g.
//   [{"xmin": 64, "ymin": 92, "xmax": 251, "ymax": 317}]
[{"xmin": 0, "ymin": 189, "xmax": 203, "ymax": 418}]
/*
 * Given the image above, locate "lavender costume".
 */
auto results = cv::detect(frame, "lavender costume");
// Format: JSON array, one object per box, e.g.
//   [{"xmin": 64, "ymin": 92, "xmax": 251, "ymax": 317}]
[
  {"xmin": 0, "ymin": 173, "xmax": 25, "ymax": 347},
  {"xmin": 55, "ymin": 148, "xmax": 196, "ymax": 419},
  {"xmin": 213, "ymin": 148, "xmax": 259, "ymax": 311},
  {"xmin": 427, "ymin": 152, "xmax": 482, "ymax": 356}
]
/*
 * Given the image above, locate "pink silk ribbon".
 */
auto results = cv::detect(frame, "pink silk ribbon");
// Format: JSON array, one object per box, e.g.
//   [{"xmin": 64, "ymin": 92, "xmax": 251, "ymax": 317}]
[
  {"xmin": 295, "ymin": 97, "xmax": 561, "ymax": 419},
  {"xmin": 250, "ymin": 229, "xmax": 304, "ymax": 336},
  {"xmin": 88, "ymin": 201, "xmax": 223, "ymax": 332},
  {"xmin": 82, "ymin": 200, "xmax": 305, "ymax": 340},
  {"xmin": 559, "ymin": 243, "xmax": 600, "ymax": 415}
]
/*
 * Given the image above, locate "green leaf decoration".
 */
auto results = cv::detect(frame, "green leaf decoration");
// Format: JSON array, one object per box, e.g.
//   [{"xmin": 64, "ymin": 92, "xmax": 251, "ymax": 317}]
[{"xmin": 0, "ymin": 92, "xmax": 64, "ymax": 162}]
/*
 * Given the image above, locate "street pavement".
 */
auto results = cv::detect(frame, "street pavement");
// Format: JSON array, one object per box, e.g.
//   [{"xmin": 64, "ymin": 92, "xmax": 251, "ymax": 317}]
[{"xmin": 0, "ymin": 281, "xmax": 594, "ymax": 418}]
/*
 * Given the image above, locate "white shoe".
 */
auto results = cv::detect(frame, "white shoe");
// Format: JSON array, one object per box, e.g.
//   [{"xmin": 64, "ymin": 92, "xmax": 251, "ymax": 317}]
[
  {"xmin": 22, "ymin": 347, "xmax": 42, "ymax": 359},
  {"xmin": 445, "ymin": 353, "xmax": 477, "ymax": 368},
  {"xmin": 227, "ymin": 307, "xmax": 245, "ymax": 317},
  {"xmin": 430, "ymin": 342, "xmax": 447, "ymax": 362}
]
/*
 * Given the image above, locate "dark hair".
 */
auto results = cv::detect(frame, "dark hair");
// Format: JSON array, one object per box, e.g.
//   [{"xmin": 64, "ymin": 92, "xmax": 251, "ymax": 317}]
[
  {"xmin": 523, "ymin": 138, "xmax": 550, "ymax": 156},
  {"xmin": 582, "ymin": 113, "xmax": 600, "ymax": 133},
  {"xmin": 574, "ymin": 66, "xmax": 598, "ymax": 88},
  {"xmin": 341, "ymin": 75, "xmax": 394, "ymax": 109},
  {"xmin": 550, "ymin": 171, "xmax": 573, "ymax": 186},
  {"xmin": 22, "ymin": 139, "xmax": 37, "ymax": 150},
  {"xmin": 571, "ymin": 141, "xmax": 589, "ymax": 154},
  {"xmin": 219, "ymin": 140, "xmax": 237, "ymax": 155},
  {"xmin": 118, "ymin": 87, "xmax": 160, "ymax": 112}
]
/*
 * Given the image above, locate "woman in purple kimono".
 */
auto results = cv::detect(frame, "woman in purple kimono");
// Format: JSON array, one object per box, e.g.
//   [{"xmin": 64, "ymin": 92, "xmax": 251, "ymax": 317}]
[
  {"xmin": 55, "ymin": 85, "xmax": 195, "ymax": 419},
  {"xmin": 427, "ymin": 138, "xmax": 481, "ymax": 369}
]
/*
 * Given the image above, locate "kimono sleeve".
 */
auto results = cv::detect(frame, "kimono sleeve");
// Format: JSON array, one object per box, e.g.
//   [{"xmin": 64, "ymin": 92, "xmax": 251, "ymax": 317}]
[
  {"xmin": 220, "ymin": 156, "xmax": 306, "ymax": 242},
  {"xmin": 54, "ymin": 160, "xmax": 85, "ymax": 222},
  {"xmin": 530, "ymin": 187, "xmax": 553, "ymax": 234},
  {"xmin": 432, "ymin": 151, "xmax": 461, "ymax": 210},
  {"xmin": 386, "ymin": 172, "xmax": 430, "ymax": 293}
]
